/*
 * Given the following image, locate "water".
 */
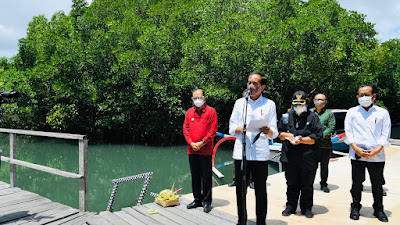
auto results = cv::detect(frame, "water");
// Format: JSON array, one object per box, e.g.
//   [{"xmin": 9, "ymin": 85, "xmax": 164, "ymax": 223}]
[
  {"xmin": 0, "ymin": 134, "xmax": 279, "ymax": 212},
  {"xmin": 392, "ymin": 126, "xmax": 400, "ymax": 139}
]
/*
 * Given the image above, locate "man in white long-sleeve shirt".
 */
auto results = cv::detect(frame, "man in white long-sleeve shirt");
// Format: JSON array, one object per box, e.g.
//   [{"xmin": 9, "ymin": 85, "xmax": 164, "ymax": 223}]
[
  {"xmin": 229, "ymin": 72, "xmax": 278, "ymax": 225},
  {"xmin": 345, "ymin": 84, "xmax": 391, "ymax": 223}
]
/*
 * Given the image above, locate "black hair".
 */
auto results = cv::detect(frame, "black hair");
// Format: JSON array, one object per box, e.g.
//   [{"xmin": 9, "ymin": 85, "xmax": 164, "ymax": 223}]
[
  {"xmin": 192, "ymin": 88, "xmax": 205, "ymax": 96},
  {"xmin": 313, "ymin": 93, "xmax": 327, "ymax": 100},
  {"xmin": 358, "ymin": 84, "xmax": 374, "ymax": 95},
  {"xmin": 249, "ymin": 71, "xmax": 267, "ymax": 86}
]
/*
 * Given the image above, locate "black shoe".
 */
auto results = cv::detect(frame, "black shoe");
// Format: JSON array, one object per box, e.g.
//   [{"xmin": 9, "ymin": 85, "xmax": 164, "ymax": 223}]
[
  {"xmin": 302, "ymin": 209, "xmax": 314, "ymax": 218},
  {"xmin": 350, "ymin": 207, "xmax": 360, "ymax": 220},
  {"xmin": 249, "ymin": 182, "xmax": 255, "ymax": 189},
  {"xmin": 321, "ymin": 186, "xmax": 330, "ymax": 193},
  {"xmin": 228, "ymin": 180, "xmax": 236, "ymax": 187},
  {"xmin": 374, "ymin": 211, "xmax": 388, "ymax": 222},
  {"xmin": 282, "ymin": 206, "xmax": 295, "ymax": 216},
  {"xmin": 187, "ymin": 201, "xmax": 202, "ymax": 209},
  {"xmin": 236, "ymin": 219, "xmax": 247, "ymax": 225},
  {"xmin": 203, "ymin": 202, "xmax": 212, "ymax": 213}
]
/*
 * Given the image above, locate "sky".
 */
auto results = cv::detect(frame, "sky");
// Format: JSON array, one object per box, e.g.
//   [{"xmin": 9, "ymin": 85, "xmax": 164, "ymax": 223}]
[{"xmin": 0, "ymin": 0, "xmax": 400, "ymax": 59}]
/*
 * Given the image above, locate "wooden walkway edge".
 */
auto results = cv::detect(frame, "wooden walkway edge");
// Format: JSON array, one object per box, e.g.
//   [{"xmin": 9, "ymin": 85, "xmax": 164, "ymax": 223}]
[{"xmin": 0, "ymin": 181, "xmax": 239, "ymax": 224}]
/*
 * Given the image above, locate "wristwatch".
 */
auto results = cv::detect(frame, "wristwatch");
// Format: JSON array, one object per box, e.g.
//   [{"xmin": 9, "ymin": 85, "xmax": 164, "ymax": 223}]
[{"xmin": 201, "ymin": 140, "xmax": 206, "ymax": 145}]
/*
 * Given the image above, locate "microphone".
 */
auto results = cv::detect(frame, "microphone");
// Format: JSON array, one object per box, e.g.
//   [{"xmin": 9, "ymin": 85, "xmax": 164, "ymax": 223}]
[{"xmin": 245, "ymin": 89, "xmax": 252, "ymax": 98}]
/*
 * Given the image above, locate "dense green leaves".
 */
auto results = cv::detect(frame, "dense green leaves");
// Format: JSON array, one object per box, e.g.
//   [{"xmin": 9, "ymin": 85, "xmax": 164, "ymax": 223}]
[{"xmin": 0, "ymin": 0, "xmax": 399, "ymax": 144}]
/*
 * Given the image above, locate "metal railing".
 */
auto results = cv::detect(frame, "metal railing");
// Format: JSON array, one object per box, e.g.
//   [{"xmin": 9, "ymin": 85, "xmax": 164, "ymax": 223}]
[
  {"xmin": 106, "ymin": 172, "xmax": 153, "ymax": 212},
  {"xmin": 0, "ymin": 128, "xmax": 88, "ymax": 212}
]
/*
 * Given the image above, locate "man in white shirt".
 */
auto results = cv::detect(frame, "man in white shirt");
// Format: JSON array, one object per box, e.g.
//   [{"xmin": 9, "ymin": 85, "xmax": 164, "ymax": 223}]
[
  {"xmin": 345, "ymin": 85, "xmax": 391, "ymax": 222},
  {"xmin": 229, "ymin": 72, "xmax": 278, "ymax": 225}
]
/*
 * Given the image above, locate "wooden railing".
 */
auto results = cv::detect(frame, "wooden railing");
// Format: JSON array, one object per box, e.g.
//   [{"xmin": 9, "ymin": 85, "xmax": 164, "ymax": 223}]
[{"xmin": 0, "ymin": 128, "xmax": 88, "ymax": 212}]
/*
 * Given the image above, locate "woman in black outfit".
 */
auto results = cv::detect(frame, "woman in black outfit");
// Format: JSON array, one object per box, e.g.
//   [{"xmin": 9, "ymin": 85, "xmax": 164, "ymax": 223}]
[{"xmin": 278, "ymin": 91, "xmax": 323, "ymax": 218}]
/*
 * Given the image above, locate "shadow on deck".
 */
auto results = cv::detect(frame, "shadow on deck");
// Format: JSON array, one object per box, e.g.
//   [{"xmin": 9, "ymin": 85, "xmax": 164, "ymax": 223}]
[{"xmin": 0, "ymin": 181, "xmax": 240, "ymax": 224}]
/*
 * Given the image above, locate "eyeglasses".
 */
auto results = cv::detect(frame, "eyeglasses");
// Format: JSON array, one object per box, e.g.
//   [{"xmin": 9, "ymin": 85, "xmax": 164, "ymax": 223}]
[
  {"xmin": 191, "ymin": 96, "xmax": 204, "ymax": 100},
  {"xmin": 358, "ymin": 94, "xmax": 372, "ymax": 97},
  {"xmin": 314, "ymin": 99, "xmax": 326, "ymax": 101}
]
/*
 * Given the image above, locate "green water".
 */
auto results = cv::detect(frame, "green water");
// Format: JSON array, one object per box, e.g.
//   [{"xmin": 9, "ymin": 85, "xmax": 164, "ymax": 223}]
[
  {"xmin": 392, "ymin": 126, "xmax": 400, "ymax": 139},
  {"xmin": 0, "ymin": 134, "xmax": 279, "ymax": 212}
]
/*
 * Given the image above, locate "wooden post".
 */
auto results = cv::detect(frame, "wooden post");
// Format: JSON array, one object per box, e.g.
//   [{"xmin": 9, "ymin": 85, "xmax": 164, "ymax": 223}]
[
  {"xmin": 78, "ymin": 137, "xmax": 88, "ymax": 212},
  {"xmin": 10, "ymin": 133, "xmax": 16, "ymax": 187}
]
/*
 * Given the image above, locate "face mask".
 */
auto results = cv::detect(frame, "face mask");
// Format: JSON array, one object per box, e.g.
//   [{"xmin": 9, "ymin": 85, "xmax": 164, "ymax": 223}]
[
  {"xmin": 358, "ymin": 96, "xmax": 373, "ymax": 107},
  {"xmin": 193, "ymin": 99, "xmax": 204, "ymax": 108},
  {"xmin": 314, "ymin": 100, "xmax": 325, "ymax": 107},
  {"xmin": 294, "ymin": 105, "xmax": 307, "ymax": 115}
]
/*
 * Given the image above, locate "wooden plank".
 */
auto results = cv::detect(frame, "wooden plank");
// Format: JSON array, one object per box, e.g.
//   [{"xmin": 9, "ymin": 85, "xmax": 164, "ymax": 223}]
[
  {"xmin": 0, "ymin": 187, "xmax": 24, "ymax": 196},
  {"xmin": 114, "ymin": 211, "xmax": 146, "ymax": 225},
  {"xmin": 12, "ymin": 205, "xmax": 71, "ymax": 225},
  {"xmin": 122, "ymin": 207, "xmax": 161, "ymax": 225},
  {"xmin": 10, "ymin": 133, "xmax": 16, "ymax": 187},
  {"xmin": 78, "ymin": 138, "xmax": 88, "ymax": 212},
  {"xmin": 0, "ymin": 182, "xmax": 11, "ymax": 189},
  {"xmin": 132, "ymin": 205, "xmax": 179, "ymax": 225},
  {"xmin": 21, "ymin": 208, "xmax": 79, "ymax": 225},
  {"xmin": 0, "ymin": 193, "xmax": 41, "ymax": 209},
  {"xmin": 0, "ymin": 199, "xmax": 54, "ymax": 223},
  {"xmin": 58, "ymin": 215, "xmax": 93, "ymax": 225},
  {"xmin": 173, "ymin": 201, "xmax": 235, "ymax": 225},
  {"xmin": 0, "ymin": 197, "xmax": 51, "ymax": 215},
  {"xmin": 0, "ymin": 185, "xmax": 11, "ymax": 190},
  {"xmin": 159, "ymin": 204, "xmax": 210, "ymax": 225},
  {"xmin": 170, "ymin": 204, "xmax": 220, "ymax": 225},
  {"xmin": 58, "ymin": 212, "xmax": 96, "ymax": 225},
  {"xmin": 0, "ymin": 128, "xmax": 86, "ymax": 140},
  {"xmin": 47, "ymin": 212, "xmax": 94, "ymax": 225},
  {"xmin": 180, "ymin": 198, "xmax": 238, "ymax": 223},
  {"xmin": 98, "ymin": 211, "xmax": 130, "ymax": 225},
  {"xmin": 1, "ymin": 157, "xmax": 82, "ymax": 179},
  {"xmin": 86, "ymin": 214, "xmax": 115, "ymax": 225},
  {"xmin": 142, "ymin": 203, "xmax": 197, "ymax": 225}
]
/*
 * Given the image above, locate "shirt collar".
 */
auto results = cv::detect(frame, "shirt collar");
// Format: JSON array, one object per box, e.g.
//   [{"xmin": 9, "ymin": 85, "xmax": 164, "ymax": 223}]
[
  {"xmin": 249, "ymin": 95, "xmax": 264, "ymax": 103},
  {"xmin": 194, "ymin": 104, "xmax": 207, "ymax": 112},
  {"xmin": 313, "ymin": 107, "xmax": 326, "ymax": 115},
  {"xmin": 358, "ymin": 104, "xmax": 376, "ymax": 112}
]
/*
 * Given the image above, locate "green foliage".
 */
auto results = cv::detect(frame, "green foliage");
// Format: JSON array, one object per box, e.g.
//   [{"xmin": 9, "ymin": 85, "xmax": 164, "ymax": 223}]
[{"xmin": 0, "ymin": 0, "xmax": 399, "ymax": 144}]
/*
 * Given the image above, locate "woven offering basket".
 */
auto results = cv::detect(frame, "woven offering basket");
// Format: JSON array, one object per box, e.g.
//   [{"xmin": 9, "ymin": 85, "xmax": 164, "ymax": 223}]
[{"xmin": 155, "ymin": 198, "xmax": 180, "ymax": 207}]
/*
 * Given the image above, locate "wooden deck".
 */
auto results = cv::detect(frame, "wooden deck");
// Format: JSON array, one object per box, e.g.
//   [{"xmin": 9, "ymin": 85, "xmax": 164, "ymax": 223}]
[
  {"xmin": 2, "ymin": 144, "xmax": 400, "ymax": 224},
  {"xmin": 0, "ymin": 181, "xmax": 240, "ymax": 224}
]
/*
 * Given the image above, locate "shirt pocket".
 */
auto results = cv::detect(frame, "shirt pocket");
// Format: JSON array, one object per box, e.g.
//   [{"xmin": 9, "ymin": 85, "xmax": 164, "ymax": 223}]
[{"xmin": 373, "ymin": 115, "xmax": 384, "ymax": 134}]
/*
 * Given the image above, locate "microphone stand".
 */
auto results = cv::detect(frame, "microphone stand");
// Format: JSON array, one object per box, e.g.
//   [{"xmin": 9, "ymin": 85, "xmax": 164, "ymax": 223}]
[{"xmin": 240, "ymin": 92, "xmax": 250, "ymax": 225}]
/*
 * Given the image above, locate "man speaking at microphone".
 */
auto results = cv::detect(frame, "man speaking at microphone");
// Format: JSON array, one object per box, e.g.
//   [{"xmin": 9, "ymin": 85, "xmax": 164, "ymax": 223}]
[{"xmin": 229, "ymin": 72, "xmax": 278, "ymax": 225}]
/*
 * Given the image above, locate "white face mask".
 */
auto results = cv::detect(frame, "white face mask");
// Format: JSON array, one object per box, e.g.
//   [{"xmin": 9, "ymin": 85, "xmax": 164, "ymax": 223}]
[
  {"xmin": 193, "ymin": 99, "xmax": 204, "ymax": 108},
  {"xmin": 358, "ymin": 96, "xmax": 373, "ymax": 107},
  {"xmin": 294, "ymin": 105, "xmax": 307, "ymax": 115},
  {"xmin": 314, "ymin": 100, "xmax": 325, "ymax": 107}
]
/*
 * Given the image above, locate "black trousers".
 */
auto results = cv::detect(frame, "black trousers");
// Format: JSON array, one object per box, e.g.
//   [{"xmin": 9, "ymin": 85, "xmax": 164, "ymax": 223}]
[
  {"xmin": 232, "ymin": 160, "xmax": 253, "ymax": 182},
  {"xmin": 188, "ymin": 154, "xmax": 212, "ymax": 204},
  {"xmin": 283, "ymin": 158, "xmax": 318, "ymax": 212},
  {"xmin": 319, "ymin": 147, "xmax": 331, "ymax": 187},
  {"xmin": 235, "ymin": 160, "xmax": 268, "ymax": 225},
  {"xmin": 351, "ymin": 160, "xmax": 385, "ymax": 211}
]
